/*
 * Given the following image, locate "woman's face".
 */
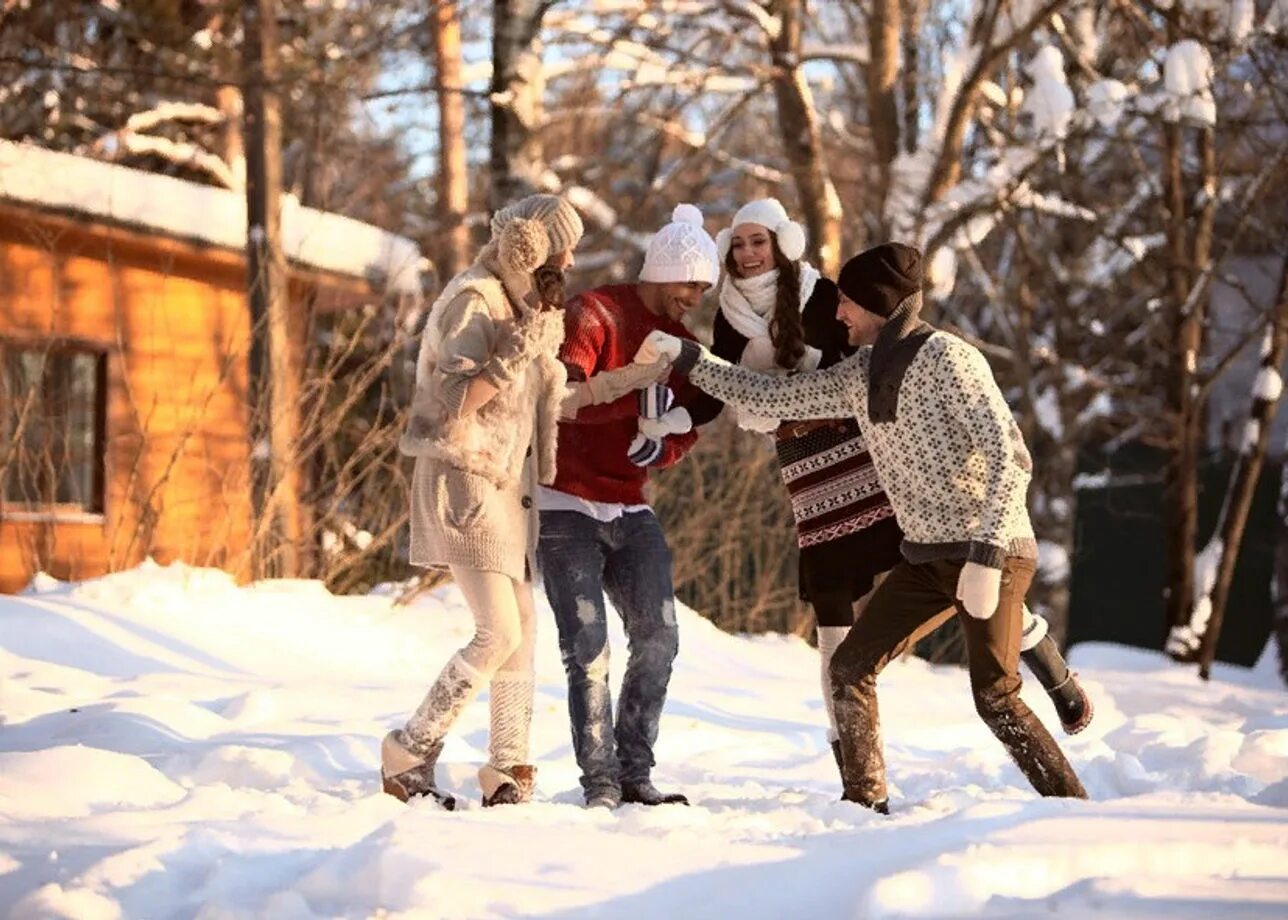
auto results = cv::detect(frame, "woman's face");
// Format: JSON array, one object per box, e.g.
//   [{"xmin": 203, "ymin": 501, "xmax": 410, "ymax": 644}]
[{"xmin": 729, "ymin": 223, "xmax": 775, "ymax": 278}]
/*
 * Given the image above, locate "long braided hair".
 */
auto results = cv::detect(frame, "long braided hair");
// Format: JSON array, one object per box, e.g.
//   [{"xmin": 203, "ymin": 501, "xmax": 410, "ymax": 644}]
[{"xmin": 725, "ymin": 233, "xmax": 806, "ymax": 370}]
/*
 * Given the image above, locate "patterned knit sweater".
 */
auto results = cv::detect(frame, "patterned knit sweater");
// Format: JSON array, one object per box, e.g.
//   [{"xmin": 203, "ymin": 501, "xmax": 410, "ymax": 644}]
[
  {"xmin": 554, "ymin": 284, "xmax": 723, "ymax": 505},
  {"xmin": 711, "ymin": 281, "xmax": 895, "ymax": 549},
  {"xmin": 674, "ymin": 331, "xmax": 1036, "ymax": 569}
]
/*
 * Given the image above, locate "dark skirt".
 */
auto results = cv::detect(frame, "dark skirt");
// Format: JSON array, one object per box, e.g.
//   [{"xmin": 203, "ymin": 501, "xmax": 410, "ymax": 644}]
[{"xmin": 798, "ymin": 513, "xmax": 905, "ymax": 604}]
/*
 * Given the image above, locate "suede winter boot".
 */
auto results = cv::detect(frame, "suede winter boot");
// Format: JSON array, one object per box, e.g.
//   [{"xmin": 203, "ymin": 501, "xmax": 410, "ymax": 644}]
[
  {"xmin": 1021, "ymin": 637, "xmax": 1095, "ymax": 735},
  {"xmin": 381, "ymin": 730, "xmax": 455, "ymax": 809},
  {"xmin": 479, "ymin": 763, "xmax": 536, "ymax": 807},
  {"xmin": 621, "ymin": 781, "xmax": 688, "ymax": 806},
  {"xmin": 830, "ymin": 738, "xmax": 844, "ymax": 780}
]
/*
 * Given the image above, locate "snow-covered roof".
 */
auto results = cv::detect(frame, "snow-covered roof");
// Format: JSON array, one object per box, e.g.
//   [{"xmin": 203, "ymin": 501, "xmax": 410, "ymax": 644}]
[{"xmin": 0, "ymin": 139, "xmax": 423, "ymax": 297}]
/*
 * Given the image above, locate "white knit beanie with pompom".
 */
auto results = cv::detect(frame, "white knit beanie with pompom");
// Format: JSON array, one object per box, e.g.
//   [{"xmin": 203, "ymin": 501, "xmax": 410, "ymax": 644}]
[
  {"xmin": 639, "ymin": 203, "xmax": 720, "ymax": 285},
  {"xmin": 714, "ymin": 198, "xmax": 807, "ymax": 263}
]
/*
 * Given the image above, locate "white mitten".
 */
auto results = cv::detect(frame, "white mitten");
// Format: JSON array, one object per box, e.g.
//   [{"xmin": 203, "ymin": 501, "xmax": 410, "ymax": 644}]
[
  {"xmin": 638, "ymin": 406, "xmax": 692, "ymax": 439},
  {"xmin": 956, "ymin": 562, "xmax": 1002, "ymax": 620},
  {"xmin": 634, "ymin": 330, "xmax": 683, "ymax": 365},
  {"xmin": 740, "ymin": 336, "xmax": 777, "ymax": 371}
]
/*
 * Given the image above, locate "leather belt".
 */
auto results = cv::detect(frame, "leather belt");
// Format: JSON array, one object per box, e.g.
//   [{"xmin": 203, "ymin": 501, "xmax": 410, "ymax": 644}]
[{"xmin": 775, "ymin": 418, "xmax": 856, "ymax": 441}]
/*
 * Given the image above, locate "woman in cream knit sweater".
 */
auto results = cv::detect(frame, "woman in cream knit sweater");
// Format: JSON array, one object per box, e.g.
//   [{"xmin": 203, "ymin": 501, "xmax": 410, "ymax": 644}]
[{"xmin": 383, "ymin": 194, "xmax": 663, "ymax": 809}]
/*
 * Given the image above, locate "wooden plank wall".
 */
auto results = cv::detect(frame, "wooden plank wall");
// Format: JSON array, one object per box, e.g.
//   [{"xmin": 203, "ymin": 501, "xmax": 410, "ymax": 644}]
[{"xmin": 0, "ymin": 206, "xmax": 344, "ymax": 592}]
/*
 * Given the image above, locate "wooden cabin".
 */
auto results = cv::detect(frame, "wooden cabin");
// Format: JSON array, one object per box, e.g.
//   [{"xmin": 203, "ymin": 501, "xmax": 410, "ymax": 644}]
[{"xmin": 0, "ymin": 140, "xmax": 423, "ymax": 592}]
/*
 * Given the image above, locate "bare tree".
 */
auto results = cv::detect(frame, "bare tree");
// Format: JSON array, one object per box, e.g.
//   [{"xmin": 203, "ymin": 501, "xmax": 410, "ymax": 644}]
[
  {"xmin": 767, "ymin": 0, "xmax": 842, "ymax": 275},
  {"xmin": 431, "ymin": 0, "xmax": 470, "ymax": 278},
  {"xmin": 243, "ymin": 0, "xmax": 304, "ymax": 578},
  {"xmin": 490, "ymin": 0, "xmax": 550, "ymax": 209}
]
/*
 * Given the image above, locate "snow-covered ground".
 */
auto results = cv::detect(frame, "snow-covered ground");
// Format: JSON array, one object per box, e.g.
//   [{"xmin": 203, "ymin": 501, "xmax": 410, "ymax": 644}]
[{"xmin": 1, "ymin": 562, "xmax": 1286, "ymax": 919}]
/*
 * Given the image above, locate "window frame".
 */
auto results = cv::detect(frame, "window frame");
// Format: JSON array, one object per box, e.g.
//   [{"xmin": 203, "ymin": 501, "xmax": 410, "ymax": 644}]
[{"xmin": 0, "ymin": 335, "xmax": 109, "ymax": 522}]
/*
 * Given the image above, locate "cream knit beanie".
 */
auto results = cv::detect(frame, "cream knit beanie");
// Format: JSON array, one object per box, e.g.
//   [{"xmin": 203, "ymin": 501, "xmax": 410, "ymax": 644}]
[
  {"xmin": 491, "ymin": 194, "xmax": 585, "ymax": 257},
  {"xmin": 639, "ymin": 203, "xmax": 719, "ymax": 285}
]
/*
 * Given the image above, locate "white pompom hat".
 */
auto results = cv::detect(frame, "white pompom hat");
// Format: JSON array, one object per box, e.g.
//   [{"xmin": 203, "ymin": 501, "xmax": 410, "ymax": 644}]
[
  {"xmin": 639, "ymin": 203, "xmax": 720, "ymax": 285},
  {"xmin": 715, "ymin": 197, "xmax": 807, "ymax": 263}
]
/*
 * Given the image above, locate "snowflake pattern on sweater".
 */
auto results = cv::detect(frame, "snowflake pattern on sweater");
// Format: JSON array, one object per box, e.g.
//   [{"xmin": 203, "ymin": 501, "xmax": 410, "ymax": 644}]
[{"xmin": 680, "ymin": 331, "xmax": 1036, "ymax": 568}]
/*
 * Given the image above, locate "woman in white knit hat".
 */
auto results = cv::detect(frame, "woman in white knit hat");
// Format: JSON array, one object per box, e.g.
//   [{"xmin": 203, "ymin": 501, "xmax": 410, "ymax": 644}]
[
  {"xmin": 711, "ymin": 198, "xmax": 907, "ymax": 779},
  {"xmin": 386, "ymin": 193, "xmax": 666, "ymax": 809}
]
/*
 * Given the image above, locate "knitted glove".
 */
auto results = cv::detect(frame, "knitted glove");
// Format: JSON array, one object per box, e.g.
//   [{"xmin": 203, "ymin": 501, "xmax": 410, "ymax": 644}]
[
  {"xmin": 634, "ymin": 330, "xmax": 684, "ymax": 365},
  {"xmin": 560, "ymin": 361, "xmax": 670, "ymax": 420},
  {"xmin": 638, "ymin": 407, "xmax": 692, "ymax": 439},
  {"xmin": 637, "ymin": 383, "xmax": 676, "ymax": 420},
  {"xmin": 627, "ymin": 433, "xmax": 664, "ymax": 467},
  {"xmin": 956, "ymin": 561, "xmax": 1002, "ymax": 620}
]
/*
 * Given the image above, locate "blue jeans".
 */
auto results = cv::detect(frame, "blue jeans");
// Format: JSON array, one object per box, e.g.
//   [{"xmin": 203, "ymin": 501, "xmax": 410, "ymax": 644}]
[{"xmin": 538, "ymin": 509, "xmax": 680, "ymax": 795}]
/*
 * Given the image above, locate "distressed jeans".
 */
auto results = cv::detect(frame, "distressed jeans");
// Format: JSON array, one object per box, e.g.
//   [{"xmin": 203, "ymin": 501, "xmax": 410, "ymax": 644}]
[{"xmin": 538, "ymin": 509, "xmax": 680, "ymax": 796}]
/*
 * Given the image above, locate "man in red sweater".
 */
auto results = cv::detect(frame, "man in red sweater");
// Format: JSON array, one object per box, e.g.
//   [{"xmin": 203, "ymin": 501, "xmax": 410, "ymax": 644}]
[{"xmin": 538, "ymin": 204, "xmax": 722, "ymax": 808}]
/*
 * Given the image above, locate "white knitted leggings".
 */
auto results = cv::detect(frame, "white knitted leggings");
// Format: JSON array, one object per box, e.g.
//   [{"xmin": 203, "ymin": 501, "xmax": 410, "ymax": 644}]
[{"xmin": 405, "ymin": 566, "xmax": 537, "ymax": 769}]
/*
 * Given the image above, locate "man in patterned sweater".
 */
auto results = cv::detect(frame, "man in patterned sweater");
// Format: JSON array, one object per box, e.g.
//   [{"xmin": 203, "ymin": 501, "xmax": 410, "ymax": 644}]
[
  {"xmin": 539, "ymin": 204, "xmax": 723, "ymax": 809},
  {"xmin": 638, "ymin": 242, "xmax": 1087, "ymax": 812}
]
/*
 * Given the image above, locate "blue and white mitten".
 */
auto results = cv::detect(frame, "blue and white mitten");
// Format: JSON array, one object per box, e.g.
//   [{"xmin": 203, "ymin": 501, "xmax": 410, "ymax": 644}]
[{"xmin": 637, "ymin": 383, "xmax": 675, "ymax": 420}]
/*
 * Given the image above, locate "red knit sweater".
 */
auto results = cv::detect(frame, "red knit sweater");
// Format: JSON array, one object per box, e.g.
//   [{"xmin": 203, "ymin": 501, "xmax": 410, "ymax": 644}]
[{"xmin": 553, "ymin": 284, "xmax": 719, "ymax": 505}]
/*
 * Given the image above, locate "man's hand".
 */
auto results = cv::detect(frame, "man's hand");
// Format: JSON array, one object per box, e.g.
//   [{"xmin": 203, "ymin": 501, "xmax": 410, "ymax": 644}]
[
  {"xmin": 956, "ymin": 562, "xmax": 1002, "ymax": 620},
  {"xmin": 634, "ymin": 330, "xmax": 683, "ymax": 365},
  {"xmin": 638, "ymin": 407, "xmax": 692, "ymax": 439}
]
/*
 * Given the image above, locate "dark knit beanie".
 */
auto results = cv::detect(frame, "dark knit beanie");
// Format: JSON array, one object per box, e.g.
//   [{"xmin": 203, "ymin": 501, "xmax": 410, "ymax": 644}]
[{"xmin": 836, "ymin": 243, "xmax": 923, "ymax": 318}]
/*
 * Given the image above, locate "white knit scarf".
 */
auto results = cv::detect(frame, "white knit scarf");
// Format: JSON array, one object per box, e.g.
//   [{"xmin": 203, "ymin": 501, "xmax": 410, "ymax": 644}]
[
  {"xmin": 719, "ymin": 264, "xmax": 822, "ymax": 432},
  {"xmin": 719, "ymin": 263, "xmax": 821, "ymax": 342}
]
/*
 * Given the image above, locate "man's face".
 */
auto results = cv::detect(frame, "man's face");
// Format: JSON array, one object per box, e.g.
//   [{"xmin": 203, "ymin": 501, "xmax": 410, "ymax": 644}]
[
  {"xmin": 655, "ymin": 281, "xmax": 710, "ymax": 322},
  {"xmin": 837, "ymin": 293, "xmax": 884, "ymax": 346}
]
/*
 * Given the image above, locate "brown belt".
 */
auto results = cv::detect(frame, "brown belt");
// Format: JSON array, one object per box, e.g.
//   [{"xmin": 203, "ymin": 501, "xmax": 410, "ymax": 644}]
[{"xmin": 775, "ymin": 418, "xmax": 856, "ymax": 441}]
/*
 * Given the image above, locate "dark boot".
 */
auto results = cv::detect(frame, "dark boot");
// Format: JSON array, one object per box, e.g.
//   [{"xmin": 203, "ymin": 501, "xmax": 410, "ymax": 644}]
[
  {"xmin": 621, "ymin": 781, "xmax": 688, "ymax": 806},
  {"xmin": 1022, "ymin": 636, "xmax": 1094, "ymax": 735},
  {"xmin": 830, "ymin": 738, "xmax": 844, "ymax": 780},
  {"xmin": 480, "ymin": 764, "xmax": 536, "ymax": 807},
  {"xmin": 381, "ymin": 730, "xmax": 456, "ymax": 810}
]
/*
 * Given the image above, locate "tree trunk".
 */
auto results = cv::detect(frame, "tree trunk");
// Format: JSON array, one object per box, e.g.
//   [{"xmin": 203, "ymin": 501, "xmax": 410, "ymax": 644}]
[
  {"xmin": 768, "ymin": 0, "xmax": 843, "ymax": 277},
  {"xmin": 1198, "ymin": 257, "xmax": 1288, "ymax": 679},
  {"xmin": 243, "ymin": 0, "xmax": 303, "ymax": 578},
  {"xmin": 900, "ymin": 0, "xmax": 925, "ymax": 156},
  {"xmin": 866, "ymin": 0, "xmax": 901, "ymax": 234},
  {"xmin": 206, "ymin": 7, "xmax": 245, "ymax": 189},
  {"xmin": 431, "ymin": 0, "xmax": 470, "ymax": 278},
  {"xmin": 489, "ymin": 0, "xmax": 546, "ymax": 210},
  {"xmin": 1274, "ymin": 457, "xmax": 1288, "ymax": 687},
  {"xmin": 1161, "ymin": 117, "xmax": 1198, "ymax": 642}
]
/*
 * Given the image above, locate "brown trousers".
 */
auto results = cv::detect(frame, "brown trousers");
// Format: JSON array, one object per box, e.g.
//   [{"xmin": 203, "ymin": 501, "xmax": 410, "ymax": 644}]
[{"xmin": 829, "ymin": 555, "xmax": 1087, "ymax": 805}]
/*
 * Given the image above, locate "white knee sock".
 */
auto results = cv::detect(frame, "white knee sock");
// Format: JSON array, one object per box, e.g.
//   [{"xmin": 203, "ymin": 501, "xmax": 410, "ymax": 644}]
[
  {"xmin": 1020, "ymin": 605, "xmax": 1049, "ymax": 653},
  {"xmin": 488, "ymin": 670, "xmax": 535, "ymax": 769},
  {"xmin": 817, "ymin": 626, "xmax": 850, "ymax": 742}
]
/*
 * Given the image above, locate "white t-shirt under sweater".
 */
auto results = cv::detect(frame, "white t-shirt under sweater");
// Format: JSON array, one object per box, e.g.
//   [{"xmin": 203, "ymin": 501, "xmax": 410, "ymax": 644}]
[{"xmin": 538, "ymin": 486, "xmax": 651, "ymax": 523}]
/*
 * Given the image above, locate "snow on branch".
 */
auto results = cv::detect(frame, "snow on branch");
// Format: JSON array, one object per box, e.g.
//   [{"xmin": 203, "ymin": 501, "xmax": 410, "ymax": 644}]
[
  {"xmin": 104, "ymin": 132, "xmax": 240, "ymax": 191},
  {"xmin": 1163, "ymin": 41, "xmax": 1216, "ymax": 128},
  {"xmin": 123, "ymin": 101, "xmax": 224, "ymax": 135},
  {"xmin": 1166, "ymin": 537, "xmax": 1223, "ymax": 660},
  {"xmin": 800, "ymin": 43, "xmax": 869, "ymax": 66},
  {"xmin": 719, "ymin": 0, "xmax": 781, "ymax": 40}
]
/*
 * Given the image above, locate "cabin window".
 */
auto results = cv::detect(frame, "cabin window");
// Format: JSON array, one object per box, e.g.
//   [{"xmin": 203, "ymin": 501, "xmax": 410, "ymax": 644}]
[{"xmin": 1, "ymin": 341, "xmax": 107, "ymax": 515}]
